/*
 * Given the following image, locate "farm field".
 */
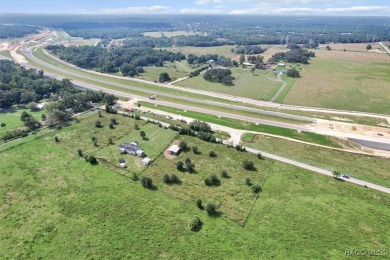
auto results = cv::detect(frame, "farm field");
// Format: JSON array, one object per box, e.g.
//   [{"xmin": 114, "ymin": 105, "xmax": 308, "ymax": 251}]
[
  {"xmin": 315, "ymin": 47, "xmax": 390, "ymax": 63},
  {"xmin": 176, "ymin": 66, "xmax": 279, "ymax": 100},
  {"xmin": 242, "ymin": 133, "xmax": 390, "ymax": 188},
  {"xmin": 164, "ymin": 45, "xmax": 239, "ymax": 59},
  {"xmin": 285, "ymin": 58, "xmax": 390, "ymax": 114},
  {"xmin": 1, "ymin": 124, "xmax": 390, "ymax": 259},
  {"xmin": 0, "ymin": 108, "xmax": 45, "ymax": 138}
]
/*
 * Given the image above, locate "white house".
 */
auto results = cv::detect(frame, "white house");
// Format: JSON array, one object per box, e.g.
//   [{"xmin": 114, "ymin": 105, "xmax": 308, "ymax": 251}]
[
  {"xmin": 142, "ymin": 157, "xmax": 151, "ymax": 166},
  {"xmin": 168, "ymin": 145, "xmax": 181, "ymax": 156}
]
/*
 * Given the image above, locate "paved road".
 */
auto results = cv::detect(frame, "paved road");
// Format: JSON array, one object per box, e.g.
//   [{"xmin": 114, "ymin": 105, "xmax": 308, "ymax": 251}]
[
  {"xmin": 270, "ymin": 73, "xmax": 287, "ymax": 102},
  {"xmin": 378, "ymin": 42, "xmax": 390, "ymax": 55},
  {"xmin": 22, "ymin": 43, "xmax": 316, "ymax": 124},
  {"xmin": 243, "ymin": 147, "xmax": 390, "ymax": 194},
  {"xmin": 349, "ymin": 138, "xmax": 390, "ymax": 151}
]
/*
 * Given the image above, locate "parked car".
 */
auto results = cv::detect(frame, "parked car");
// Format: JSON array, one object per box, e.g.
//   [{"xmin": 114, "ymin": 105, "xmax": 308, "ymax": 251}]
[{"xmin": 342, "ymin": 174, "xmax": 350, "ymax": 179}]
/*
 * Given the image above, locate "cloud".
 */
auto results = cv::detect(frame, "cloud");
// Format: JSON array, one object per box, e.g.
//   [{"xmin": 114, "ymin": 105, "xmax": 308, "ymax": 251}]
[
  {"xmin": 230, "ymin": 5, "xmax": 390, "ymax": 14},
  {"xmin": 100, "ymin": 5, "xmax": 174, "ymax": 14},
  {"xmin": 180, "ymin": 8, "xmax": 224, "ymax": 14}
]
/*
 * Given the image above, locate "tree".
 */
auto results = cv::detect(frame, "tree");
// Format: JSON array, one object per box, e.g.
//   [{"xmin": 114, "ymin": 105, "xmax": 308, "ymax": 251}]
[
  {"xmin": 141, "ymin": 176, "xmax": 154, "ymax": 189},
  {"xmin": 54, "ymin": 136, "xmax": 59, "ymax": 142},
  {"xmin": 1, "ymin": 123, "xmax": 6, "ymax": 131},
  {"xmin": 108, "ymin": 137, "xmax": 114, "ymax": 145},
  {"xmin": 252, "ymin": 184, "xmax": 262, "ymax": 194},
  {"xmin": 326, "ymin": 46, "xmax": 331, "ymax": 51},
  {"xmin": 245, "ymin": 177, "xmax": 252, "ymax": 186},
  {"xmin": 20, "ymin": 111, "xmax": 31, "ymax": 122},
  {"xmin": 204, "ymin": 174, "xmax": 220, "ymax": 186},
  {"xmin": 179, "ymin": 141, "xmax": 188, "ymax": 150},
  {"xmin": 192, "ymin": 146, "xmax": 199, "ymax": 154},
  {"xmin": 26, "ymin": 102, "xmax": 38, "ymax": 111},
  {"xmin": 366, "ymin": 44, "xmax": 372, "ymax": 51},
  {"xmin": 189, "ymin": 215, "xmax": 202, "ymax": 231},
  {"xmin": 159, "ymin": 72, "xmax": 171, "ymax": 83},
  {"xmin": 243, "ymin": 160, "xmax": 256, "ymax": 171},
  {"xmin": 205, "ymin": 203, "xmax": 218, "ymax": 216},
  {"xmin": 41, "ymin": 114, "xmax": 46, "ymax": 121},
  {"xmin": 196, "ymin": 199, "xmax": 204, "ymax": 210},
  {"xmin": 140, "ymin": 130, "xmax": 146, "ymax": 140},
  {"xmin": 95, "ymin": 120, "xmax": 102, "ymax": 128},
  {"xmin": 250, "ymin": 67, "xmax": 256, "ymax": 75},
  {"xmin": 286, "ymin": 68, "xmax": 300, "ymax": 78},
  {"xmin": 239, "ymin": 54, "xmax": 245, "ymax": 64},
  {"xmin": 77, "ymin": 149, "xmax": 83, "ymax": 157},
  {"xmin": 176, "ymin": 161, "xmax": 184, "ymax": 171},
  {"xmin": 89, "ymin": 156, "xmax": 98, "ymax": 165},
  {"xmin": 221, "ymin": 170, "xmax": 229, "ymax": 178},
  {"xmin": 189, "ymin": 120, "xmax": 212, "ymax": 133},
  {"xmin": 208, "ymin": 150, "xmax": 216, "ymax": 157},
  {"xmin": 257, "ymin": 152, "xmax": 264, "ymax": 160}
]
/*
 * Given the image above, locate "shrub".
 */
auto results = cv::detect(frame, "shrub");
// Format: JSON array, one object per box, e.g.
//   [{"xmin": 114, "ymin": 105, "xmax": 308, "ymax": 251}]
[
  {"xmin": 140, "ymin": 130, "xmax": 146, "ymax": 139},
  {"xmin": 109, "ymin": 123, "xmax": 114, "ymax": 129},
  {"xmin": 208, "ymin": 150, "xmax": 216, "ymax": 157},
  {"xmin": 185, "ymin": 157, "xmax": 192, "ymax": 164},
  {"xmin": 170, "ymin": 174, "xmax": 180, "ymax": 184},
  {"xmin": 196, "ymin": 199, "xmax": 204, "ymax": 210},
  {"xmin": 134, "ymin": 122, "xmax": 139, "ymax": 130},
  {"xmin": 252, "ymin": 184, "xmax": 262, "ymax": 194},
  {"xmin": 189, "ymin": 215, "xmax": 202, "ymax": 231},
  {"xmin": 242, "ymin": 159, "xmax": 256, "ymax": 171},
  {"xmin": 141, "ymin": 176, "xmax": 153, "ymax": 189},
  {"xmin": 187, "ymin": 163, "xmax": 195, "ymax": 173},
  {"xmin": 189, "ymin": 120, "xmax": 212, "ymax": 133},
  {"xmin": 132, "ymin": 173, "xmax": 139, "ymax": 181},
  {"xmin": 179, "ymin": 141, "xmax": 188, "ymax": 150},
  {"xmin": 95, "ymin": 120, "xmax": 102, "ymax": 128},
  {"xmin": 91, "ymin": 136, "xmax": 97, "ymax": 142},
  {"xmin": 98, "ymin": 111, "xmax": 102, "ymax": 117},
  {"xmin": 176, "ymin": 161, "xmax": 184, "ymax": 171},
  {"xmin": 108, "ymin": 137, "xmax": 114, "ymax": 145},
  {"xmin": 205, "ymin": 174, "xmax": 220, "ymax": 186},
  {"xmin": 245, "ymin": 177, "xmax": 252, "ymax": 186},
  {"xmin": 54, "ymin": 136, "xmax": 59, "ymax": 142},
  {"xmin": 257, "ymin": 152, "xmax": 264, "ymax": 160},
  {"xmin": 77, "ymin": 149, "xmax": 83, "ymax": 157},
  {"xmin": 205, "ymin": 203, "xmax": 218, "ymax": 216},
  {"xmin": 89, "ymin": 156, "xmax": 98, "ymax": 165},
  {"xmin": 192, "ymin": 146, "xmax": 199, "ymax": 154},
  {"xmin": 163, "ymin": 174, "xmax": 170, "ymax": 184},
  {"xmin": 221, "ymin": 170, "xmax": 229, "ymax": 178},
  {"xmin": 110, "ymin": 118, "xmax": 117, "ymax": 124},
  {"xmin": 84, "ymin": 155, "xmax": 89, "ymax": 162},
  {"xmin": 93, "ymin": 140, "xmax": 99, "ymax": 147}
]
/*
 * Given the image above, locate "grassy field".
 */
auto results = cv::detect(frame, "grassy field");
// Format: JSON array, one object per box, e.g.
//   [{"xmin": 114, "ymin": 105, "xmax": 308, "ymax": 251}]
[
  {"xmin": 285, "ymin": 58, "xmax": 390, "ymax": 113},
  {"xmin": 1, "ymin": 124, "xmax": 389, "ymax": 258},
  {"xmin": 242, "ymin": 133, "xmax": 390, "ymax": 188},
  {"xmin": 142, "ymin": 135, "xmax": 270, "ymax": 224},
  {"xmin": 273, "ymin": 75, "xmax": 296, "ymax": 103},
  {"xmin": 0, "ymin": 50, "xmax": 13, "ymax": 59},
  {"xmin": 0, "ymin": 108, "xmax": 45, "ymax": 138},
  {"xmin": 176, "ymin": 66, "xmax": 278, "ymax": 100},
  {"xmin": 140, "ymin": 102, "xmax": 341, "ymax": 148},
  {"xmin": 164, "ymin": 45, "xmax": 238, "ymax": 59},
  {"xmin": 136, "ymin": 61, "xmax": 193, "ymax": 82}
]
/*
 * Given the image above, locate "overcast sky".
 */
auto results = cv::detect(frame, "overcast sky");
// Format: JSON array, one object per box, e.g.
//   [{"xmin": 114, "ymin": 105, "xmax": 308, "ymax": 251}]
[{"xmin": 2, "ymin": 0, "xmax": 390, "ymax": 16}]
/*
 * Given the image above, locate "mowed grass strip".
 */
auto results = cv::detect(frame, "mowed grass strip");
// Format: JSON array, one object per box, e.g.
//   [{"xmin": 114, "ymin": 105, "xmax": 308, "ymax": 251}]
[
  {"xmin": 1, "ymin": 133, "xmax": 389, "ymax": 259},
  {"xmin": 142, "ymin": 135, "xmax": 270, "ymax": 224},
  {"xmin": 140, "ymin": 102, "xmax": 341, "ymax": 147},
  {"xmin": 242, "ymin": 133, "xmax": 390, "ymax": 188}
]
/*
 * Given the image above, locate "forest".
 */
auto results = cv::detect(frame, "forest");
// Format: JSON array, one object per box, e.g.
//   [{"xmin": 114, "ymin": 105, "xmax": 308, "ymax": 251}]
[
  {"xmin": 0, "ymin": 24, "xmax": 40, "ymax": 39},
  {"xmin": 269, "ymin": 49, "xmax": 315, "ymax": 64},
  {"xmin": 47, "ymin": 45, "xmax": 186, "ymax": 74}
]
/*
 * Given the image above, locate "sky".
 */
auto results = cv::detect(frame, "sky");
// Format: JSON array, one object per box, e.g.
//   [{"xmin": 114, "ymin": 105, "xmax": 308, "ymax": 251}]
[{"xmin": 2, "ymin": 0, "xmax": 390, "ymax": 16}]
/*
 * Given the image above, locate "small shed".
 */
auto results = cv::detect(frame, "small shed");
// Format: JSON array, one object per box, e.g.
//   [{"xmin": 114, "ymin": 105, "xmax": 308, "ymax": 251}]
[
  {"xmin": 168, "ymin": 145, "xmax": 181, "ymax": 156},
  {"xmin": 278, "ymin": 63, "xmax": 286, "ymax": 67},
  {"xmin": 142, "ymin": 157, "xmax": 151, "ymax": 166},
  {"xmin": 136, "ymin": 149, "xmax": 145, "ymax": 157}
]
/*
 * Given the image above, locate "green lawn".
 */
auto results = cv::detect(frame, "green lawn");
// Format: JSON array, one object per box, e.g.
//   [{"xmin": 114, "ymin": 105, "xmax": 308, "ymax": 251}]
[
  {"xmin": 176, "ymin": 67, "xmax": 278, "ymax": 100},
  {"xmin": 0, "ymin": 108, "xmax": 45, "ymax": 138},
  {"xmin": 1, "ymin": 127, "xmax": 389, "ymax": 259},
  {"xmin": 285, "ymin": 59, "xmax": 390, "ymax": 113},
  {"xmin": 136, "ymin": 61, "xmax": 193, "ymax": 82},
  {"xmin": 242, "ymin": 133, "xmax": 390, "ymax": 188}
]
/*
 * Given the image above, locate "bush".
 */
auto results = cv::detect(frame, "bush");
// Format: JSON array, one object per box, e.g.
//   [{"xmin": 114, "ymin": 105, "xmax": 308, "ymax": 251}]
[
  {"xmin": 189, "ymin": 215, "xmax": 202, "ymax": 231},
  {"xmin": 163, "ymin": 174, "xmax": 170, "ymax": 184},
  {"xmin": 141, "ymin": 176, "xmax": 153, "ymax": 189},
  {"xmin": 77, "ymin": 149, "xmax": 83, "ymax": 157},
  {"xmin": 187, "ymin": 163, "xmax": 195, "ymax": 173},
  {"xmin": 245, "ymin": 177, "xmax": 252, "ymax": 186},
  {"xmin": 235, "ymin": 145, "xmax": 246, "ymax": 152},
  {"xmin": 192, "ymin": 146, "xmax": 199, "ymax": 154},
  {"xmin": 176, "ymin": 161, "xmax": 184, "ymax": 171},
  {"xmin": 54, "ymin": 136, "xmax": 59, "ymax": 142},
  {"xmin": 95, "ymin": 120, "xmax": 102, "ymax": 128},
  {"xmin": 204, "ymin": 174, "xmax": 220, "ymax": 186},
  {"xmin": 242, "ymin": 159, "xmax": 256, "ymax": 171},
  {"xmin": 89, "ymin": 156, "xmax": 98, "ymax": 165},
  {"xmin": 98, "ymin": 111, "xmax": 102, "ymax": 117},
  {"xmin": 132, "ymin": 173, "xmax": 139, "ymax": 181},
  {"xmin": 221, "ymin": 170, "xmax": 229, "ymax": 178},
  {"xmin": 110, "ymin": 118, "xmax": 117, "ymax": 124},
  {"xmin": 108, "ymin": 137, "xmax": 114, "ymax": 145},
  {"xmin": 189, "ymin": 120, "xmax": 212, "ymax": 133},
  {"xmin": 208, "ymin": 150, "xmax": 216, "ymax": 157},
  {"xmin": 257, "ymin": 152, "xmax": 264, "ymax": 160},
  {"xmin": 252, "ymin": 184, "xmax": 262, "ymax": 194},
  {"xmin": 205, "ymin": 203, "xmax": 218, "ymax": 216},
  {"xmin": 109, "ymin": 123, "xmax": 114, "ymax": 129},
  {"xmin": 185, "ymin": 157, "xmax": 192, "ymax": 164},
  {"xmin": 179, "ymin": 141, "xmax": 188, "ymax": 150},
  {"xmin": 196, "ymin": 199, "xmax": 204, "ymax": 210}
]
